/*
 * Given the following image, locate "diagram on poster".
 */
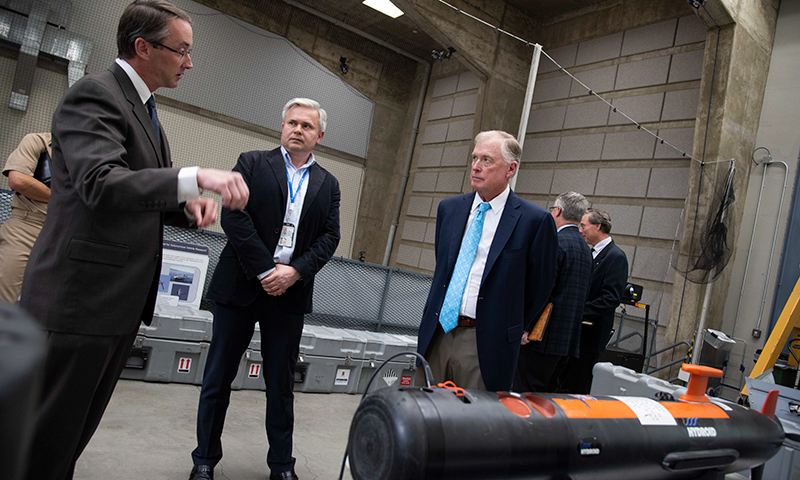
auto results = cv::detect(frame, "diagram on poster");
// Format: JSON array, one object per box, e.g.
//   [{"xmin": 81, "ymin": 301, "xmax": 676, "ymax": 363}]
[{"xmin": 157, "ymin": 240, "xmax": 209, "ymax": 310}]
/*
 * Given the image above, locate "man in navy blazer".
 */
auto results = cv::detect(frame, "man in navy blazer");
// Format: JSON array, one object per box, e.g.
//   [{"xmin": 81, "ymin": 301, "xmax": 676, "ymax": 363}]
[
  {"xmin": 561, "ymin": 208, "xmax": 628, "ymax": 394},
  {"xmin": 416, "ymin": 130, "xmax": 558, "ymax": 392},
  {"xmin": 514, "ymin": 191, "xmax": 592, "ymax": 392},
  {"xmin": 190, "ymin": 98, "xmax": 340, "ymax": 480}
]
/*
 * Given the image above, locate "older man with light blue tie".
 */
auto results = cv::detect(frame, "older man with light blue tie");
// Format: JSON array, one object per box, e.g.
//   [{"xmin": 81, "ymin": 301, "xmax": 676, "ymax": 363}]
[{"xmin": 416, "ymin": 130, "xmax": 558, "ymax": 391}]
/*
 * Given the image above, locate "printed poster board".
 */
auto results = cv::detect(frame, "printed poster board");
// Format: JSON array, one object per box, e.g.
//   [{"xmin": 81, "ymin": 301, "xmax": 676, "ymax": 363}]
[{"xmin": 157, "ymin": 240, "xmax": 209, "ymax": 310}]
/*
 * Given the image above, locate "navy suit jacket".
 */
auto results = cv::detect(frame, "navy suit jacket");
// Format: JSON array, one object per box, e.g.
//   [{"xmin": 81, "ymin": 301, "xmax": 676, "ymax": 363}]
[
  {"xmin": 206, "ymin": 148, "xmax": 340, "ymax": 313},
  {"xmin": 580, "ymin": 239, "xmax": 628, "ymax": 353},
  {"xmin": 526, "ymin": 224, "xmax": 592, "ymax": 359},
  {"xmin": 417, "ymin": 190, "xmax": 558, "ymax": 391}
]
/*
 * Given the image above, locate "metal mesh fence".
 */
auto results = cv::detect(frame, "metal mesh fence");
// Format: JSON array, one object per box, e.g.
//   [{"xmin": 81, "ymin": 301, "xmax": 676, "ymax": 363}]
[
  {"xmin": 1, "ymin": 189, "xmax": 432, "ymax": 335},
  {"xmin": 308, "ymin": 257, "xmax": 430, "ymax": 336},
  {"xmin": 312, "ymin": 258, "xmax": 388, "ymax": 323},
  {"xmin": 380, "ymin": 269, "xmax": 431, "ymax": 332}
]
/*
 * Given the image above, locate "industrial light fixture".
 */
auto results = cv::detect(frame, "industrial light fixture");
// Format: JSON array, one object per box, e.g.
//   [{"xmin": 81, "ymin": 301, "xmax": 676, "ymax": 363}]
[{"xmin": 362, "ymin": 0, "xmax": 404, "ymax": 18}]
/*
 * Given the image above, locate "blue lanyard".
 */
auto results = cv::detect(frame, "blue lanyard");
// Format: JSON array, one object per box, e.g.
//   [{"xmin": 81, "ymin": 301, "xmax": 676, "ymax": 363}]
[{"xmin": 286, "ymin": 165, "xmax": 309, "ymax": 204}]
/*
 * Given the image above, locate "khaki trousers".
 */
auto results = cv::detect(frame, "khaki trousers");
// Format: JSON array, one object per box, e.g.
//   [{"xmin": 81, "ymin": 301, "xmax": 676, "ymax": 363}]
[
  {"xmin": 0, "ymin": 209, "xmax": 45, "ymax": 303},
  {"xmin": 417, "ymin": 324, "xmax": 486, "ymax": 390}
]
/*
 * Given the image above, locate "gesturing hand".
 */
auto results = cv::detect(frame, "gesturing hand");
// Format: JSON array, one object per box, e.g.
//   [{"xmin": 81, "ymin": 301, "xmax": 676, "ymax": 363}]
[
  {"xmin": 185, "ymin": 198, "xmax": 218, "ymax": 228},
  {"xmin": 196, "ymin": 168, "xmax": 249, "ymax": 210}
]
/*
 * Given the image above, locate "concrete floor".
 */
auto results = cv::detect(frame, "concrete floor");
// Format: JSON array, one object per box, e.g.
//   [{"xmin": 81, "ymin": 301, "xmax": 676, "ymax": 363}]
[
  {"xmin": 74, "ymin": 380, "xmax": 359, "ymax": 480},
  {"xmin": 72, "ymin": 380, "xmax": 758, "ymax": 480}
]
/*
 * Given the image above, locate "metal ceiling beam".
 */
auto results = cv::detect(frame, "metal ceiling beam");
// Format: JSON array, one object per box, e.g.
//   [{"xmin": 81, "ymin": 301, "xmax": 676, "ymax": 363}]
[
  {"xmin": 390, "ymin": 0, "xmax": 489, "ymax": 80},
  {"xmin": 281, "ymin": 0, "xmax": 427, "ymax": 64}
]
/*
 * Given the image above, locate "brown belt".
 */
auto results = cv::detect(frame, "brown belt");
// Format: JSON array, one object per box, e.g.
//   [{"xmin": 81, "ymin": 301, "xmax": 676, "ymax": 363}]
[{"xmin": 457, "ymin": 315, "xmax": 476, "ymax": 327}]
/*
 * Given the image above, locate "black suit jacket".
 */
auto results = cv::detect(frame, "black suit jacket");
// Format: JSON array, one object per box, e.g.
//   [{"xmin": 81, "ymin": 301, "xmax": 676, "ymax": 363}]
[
  {"xmin": 206, "ymin": 148, "xmax": 340, "ymax": 312},
  {"xmin": 579, "ymin": 239, "xmax": 629, "ymax": 353},
  {"xmin": 21, "ymin": 63, "xmax": 191, "ymax": 336},
  {"xmin": 527, "ymin": 225, "xmax": 592, "ymax": 358},
  {"xmin": 417, "ymin": 191, "xmax": 558, "ymax": 391}
]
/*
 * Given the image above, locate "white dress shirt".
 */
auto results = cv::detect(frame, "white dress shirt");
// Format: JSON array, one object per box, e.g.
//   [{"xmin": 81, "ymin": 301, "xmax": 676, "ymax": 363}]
[
  {"xmin": 459, "ymin": 186, "xmax": 510, "ymax": 319},
  {"xmin": 592, "ymin": 236, "xmax": 612, "ymax": 259},
  {"xmin": 258, "ymin": 146, "xmax": 316, "ymax": 279},
  {"xmin": 115, "ymin": 58, "xmax": 201, "ymax": 203}
]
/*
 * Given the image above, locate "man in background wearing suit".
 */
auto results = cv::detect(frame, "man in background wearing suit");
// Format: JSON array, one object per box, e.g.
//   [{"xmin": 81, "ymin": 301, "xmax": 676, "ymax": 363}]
[
  {"xmin": 416, "ymin": 130, "xmax": 558, "ymax": 392},
  {"xmin": 19, "ymin": 2, "xmax": 249, "ymax": 479},
  {"xmin": 513, "ymin": 191, "xmax": 592, "ymax": 393},
  {"xmin": 190, "ymin": 98, "xmax": 340, "ymax": 480},
  {"xmin": 560, "ymin": 208, "xmax": 628, "ymax": 394}
]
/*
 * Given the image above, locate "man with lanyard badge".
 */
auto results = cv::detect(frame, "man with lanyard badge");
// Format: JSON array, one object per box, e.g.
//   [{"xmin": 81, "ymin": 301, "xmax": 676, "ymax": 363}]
[{"xmin": 190, "ymin": 98, "xmax": 341, "ymax": 480}]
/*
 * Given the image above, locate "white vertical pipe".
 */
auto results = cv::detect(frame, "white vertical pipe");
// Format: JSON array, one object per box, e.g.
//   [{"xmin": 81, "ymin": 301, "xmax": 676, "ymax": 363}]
[
  {"xmin": 510, "ymin": 44, "xmax": 542, "ymax": 191},
  {"xmin": 731, "ymin": 162, "xmax": 768, "ymax": 337},
  {"xmin": 754, "ymin": 160, "xmax": 790, "ymax": 335},
  {"xmin": 692, "ymin": 271, "xmax": 715, "ymax": 365}
]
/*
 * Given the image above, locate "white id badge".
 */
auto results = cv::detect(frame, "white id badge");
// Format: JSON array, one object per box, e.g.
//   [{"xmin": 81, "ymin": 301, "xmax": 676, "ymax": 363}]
[{"xmin": 279, "ymin": 223, "xmax": 295, "ymax": 247}]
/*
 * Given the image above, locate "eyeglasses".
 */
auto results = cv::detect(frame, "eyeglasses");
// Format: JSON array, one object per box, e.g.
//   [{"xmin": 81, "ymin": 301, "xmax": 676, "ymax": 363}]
[
  {"xmin": 548, "ymin": 206, "xmax": 560, "ymax": 211},
  {"xmin": 153, "ymin": 42, "xmax": 191, "ymax": 60}
]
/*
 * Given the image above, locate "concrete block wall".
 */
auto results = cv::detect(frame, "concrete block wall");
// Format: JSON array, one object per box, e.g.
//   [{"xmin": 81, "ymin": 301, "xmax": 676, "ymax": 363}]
[
  {"xmin": 519, "ymin": 15, "xmax": 707, "ymax": 326},
  {"xmin": 392, "ymin": 63, "xmax": 481, "ymax": 272}
]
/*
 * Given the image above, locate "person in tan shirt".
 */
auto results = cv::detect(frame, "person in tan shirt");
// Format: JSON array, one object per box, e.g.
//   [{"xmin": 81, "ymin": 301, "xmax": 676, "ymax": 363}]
[{"xmin": 0, "ymin": 132, "xmax": 51, "ymax": 303}]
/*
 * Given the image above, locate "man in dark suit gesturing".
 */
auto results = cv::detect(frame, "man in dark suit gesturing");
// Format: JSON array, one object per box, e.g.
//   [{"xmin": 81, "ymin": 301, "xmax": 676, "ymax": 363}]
[
  {"xmin": 189, "ymin": 98, "xmax": 340, "ymax": 480},
  {"xmin": 417, "ymin": 130, "xmax": 558, "ymax": 392},
  {"xmin": 561, "ymin": 208, "xmax": 629, "ymax": 394},
  {"xmin": 514, "ymin": 191, "xmax": 592, "ymax": 392},
  {"xmin": 19, "ymin": 2, "xmax": 249, "ymax": 479}
]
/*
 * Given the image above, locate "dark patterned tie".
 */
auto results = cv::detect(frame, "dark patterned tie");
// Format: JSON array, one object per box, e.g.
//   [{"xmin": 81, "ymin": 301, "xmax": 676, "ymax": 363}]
[{"xmin": 146, "ymin": 95, "xmax": 162, "ymax": 148}]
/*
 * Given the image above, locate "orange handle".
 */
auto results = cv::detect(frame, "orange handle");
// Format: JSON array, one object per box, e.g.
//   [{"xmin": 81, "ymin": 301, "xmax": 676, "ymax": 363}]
[
  {"xmin": 679, "ymin": 364, "xmax": 722, "ymax": 404},
  {"xmin": 435, "ymin": 380, "xmax": 466, "ymax": 397}
]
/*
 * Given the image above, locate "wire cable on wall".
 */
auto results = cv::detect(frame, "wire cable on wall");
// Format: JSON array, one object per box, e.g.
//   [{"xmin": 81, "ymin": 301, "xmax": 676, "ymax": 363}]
[{"xmin": 435, "ymin": 0, "xmax": 728, "ymax": 166}]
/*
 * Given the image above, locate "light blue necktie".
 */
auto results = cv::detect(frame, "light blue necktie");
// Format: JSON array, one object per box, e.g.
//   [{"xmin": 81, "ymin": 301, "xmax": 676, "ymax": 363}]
[{"xmin": 439, "ymin": 202, "xmax": 491, "ymax": 333}]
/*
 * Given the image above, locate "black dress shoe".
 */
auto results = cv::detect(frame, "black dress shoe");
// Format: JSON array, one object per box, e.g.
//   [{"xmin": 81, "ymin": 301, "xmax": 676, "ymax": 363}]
[
  {"xmin": 189, "ymin": 465, "xmax": 214, "ymax": 480},
  {"xmin": 269, "ymin": 470, "xmax": 299, "ymax": 480}
]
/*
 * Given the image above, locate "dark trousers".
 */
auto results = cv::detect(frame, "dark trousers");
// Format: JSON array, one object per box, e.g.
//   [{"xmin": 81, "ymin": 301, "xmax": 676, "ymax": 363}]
[
  {"xmin": 192, "ymin": 294, "xmax": 303, "ymax": 473},
  {"xmin": 25, "ymin": 330, "xmax": 137, "ymax": 480},
  {"xmin": 558, "ymin": 350, "xmax": 601, "ymax": 394},
  {"xmin": 513, "ymin": 348, "xmax": 570, "ymax": 393}
]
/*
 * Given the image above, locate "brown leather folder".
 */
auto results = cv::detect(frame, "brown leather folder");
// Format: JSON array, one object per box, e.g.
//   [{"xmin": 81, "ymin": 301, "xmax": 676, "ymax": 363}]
[{"xmin": 527, "ymin": 302, "xmax": 553, "ymax": 341}]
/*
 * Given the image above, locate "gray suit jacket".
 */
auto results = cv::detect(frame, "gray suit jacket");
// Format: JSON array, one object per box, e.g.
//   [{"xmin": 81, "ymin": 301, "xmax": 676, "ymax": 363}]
[{"xmin": 21, "ymin": 63, "xmax": 190, "ymax": 336}]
